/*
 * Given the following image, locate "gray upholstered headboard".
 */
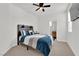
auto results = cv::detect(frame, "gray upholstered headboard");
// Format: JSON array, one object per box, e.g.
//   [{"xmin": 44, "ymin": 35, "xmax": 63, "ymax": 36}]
[{"xmin": 18, "ymin": 25, "xmax": 33, "ymax": 31}]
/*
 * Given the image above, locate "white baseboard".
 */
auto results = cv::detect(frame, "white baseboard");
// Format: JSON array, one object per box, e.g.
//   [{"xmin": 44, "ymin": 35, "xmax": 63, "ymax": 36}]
[{"xmin": 57, "ymin": 39, "xmax": 67, "ymax": 42}]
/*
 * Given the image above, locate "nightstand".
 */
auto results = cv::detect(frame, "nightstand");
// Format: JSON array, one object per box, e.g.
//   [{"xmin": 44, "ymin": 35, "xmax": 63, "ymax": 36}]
[{"xmin": 51, "ymin": 31, "xmax": 56, "ymax": 40}]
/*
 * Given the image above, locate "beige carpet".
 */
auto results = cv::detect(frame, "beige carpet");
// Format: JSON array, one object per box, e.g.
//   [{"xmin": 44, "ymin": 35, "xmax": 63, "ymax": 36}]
[
  {"xmin": 52, "ymin": 41, "xmax": 75, "ymax": 56},
  {"xmin": 4, "ymin": 41, "xmax": 75, "ymax": 56}
]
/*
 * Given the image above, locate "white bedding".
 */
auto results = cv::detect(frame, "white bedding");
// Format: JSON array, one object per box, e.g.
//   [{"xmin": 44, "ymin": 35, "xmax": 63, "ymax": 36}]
[{"xmin": 23, "ymin": 34, "xmax": 53, "ymax": 49}]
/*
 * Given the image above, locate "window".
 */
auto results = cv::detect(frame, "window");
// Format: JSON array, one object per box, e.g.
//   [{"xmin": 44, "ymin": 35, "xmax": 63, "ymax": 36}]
[
  {"xmin": 49, "ymin": 21, "xmax": 52, "ymax": 27},
  {"xmin": 68, "ymin": 11, "xmax": 72, "ymax": 32}
]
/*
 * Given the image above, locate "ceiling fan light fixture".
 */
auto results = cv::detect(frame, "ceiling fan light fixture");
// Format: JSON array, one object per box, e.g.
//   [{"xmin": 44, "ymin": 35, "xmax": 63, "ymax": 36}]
[{"xmin": 33, "ymin": 3, "xmax": 51, "ymax": 12}]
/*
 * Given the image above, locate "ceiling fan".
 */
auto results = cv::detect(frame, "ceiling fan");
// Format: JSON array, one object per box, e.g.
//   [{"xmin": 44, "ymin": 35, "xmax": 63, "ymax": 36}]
[{"xmin": 33, "ymin": 3, "xmax": 51, "ymax": 12}]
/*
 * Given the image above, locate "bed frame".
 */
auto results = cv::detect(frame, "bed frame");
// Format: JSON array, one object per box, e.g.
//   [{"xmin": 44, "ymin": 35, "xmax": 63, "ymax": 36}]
[{"xmin": 17, "ymin": 24, "xmax": 33, "ymax": 45}]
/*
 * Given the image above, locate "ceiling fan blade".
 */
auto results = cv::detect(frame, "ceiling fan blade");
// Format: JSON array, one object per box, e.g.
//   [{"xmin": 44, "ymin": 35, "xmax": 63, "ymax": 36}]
[
  {"xmin": 42, "ymin": 9, "xmax": 45, "ymax": 12},
  {"xmin": 36, "ymin": 8, "xmax": 40, "ymax": 11},
  {"xmin": 43, "ymin": 5, "xmax": 50, "ymax": 7},
  {"xmin": 33, "ymin": 3, "xmax": 39, "ymax": 6}
]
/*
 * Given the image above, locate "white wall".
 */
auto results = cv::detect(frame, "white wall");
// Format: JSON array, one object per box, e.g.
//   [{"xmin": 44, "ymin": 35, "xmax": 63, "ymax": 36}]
[
  {"xmin": 37, "ymin": 16, "xmax": 58, "ymax": 34},
  {"xmin": 57, "ymin": 12, "xmax": 68, "ymax": 42},
  {"xmin": 67, "ymin": 3, "xmax": 79, "ymax": 55},
  {"xmin": 38, "ymin": 12, "xmax": 67, "ymax": 41},
  {"xmin": 67, "ymin": 20, "xmax": 79, "ymax": 55},
  {"xmin": 0, "ymin": 4, "xmax": 38, "ymax": 55},
  {"xmin": 0, "ymin": 4, "xmax": 10, "ymax": 55},
  {"xmin": 37, "ymin": 16, "xmax": 50, "ymax": 34}
]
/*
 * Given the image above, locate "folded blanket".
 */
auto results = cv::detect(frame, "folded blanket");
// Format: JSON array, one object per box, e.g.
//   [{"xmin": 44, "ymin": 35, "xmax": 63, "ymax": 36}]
[{"xmin": 36, "ymin": 35, "xmax": 52, "ymax": 56}]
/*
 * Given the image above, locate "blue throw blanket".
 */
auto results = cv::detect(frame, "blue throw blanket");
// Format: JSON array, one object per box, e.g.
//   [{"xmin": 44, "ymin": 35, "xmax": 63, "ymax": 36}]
[{"xmin": 36, "ymin": 35, "xmax": 52, "ymax": 56}]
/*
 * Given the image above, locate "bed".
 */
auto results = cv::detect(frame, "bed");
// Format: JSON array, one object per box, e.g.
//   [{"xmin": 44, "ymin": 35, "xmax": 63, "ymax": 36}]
[{"xmin": 17, "ymin": 24, "xmax": 53, "ymax": 56}]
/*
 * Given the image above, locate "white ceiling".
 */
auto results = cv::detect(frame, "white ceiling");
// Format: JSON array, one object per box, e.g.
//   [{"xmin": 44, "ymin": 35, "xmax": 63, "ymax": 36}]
[{"xmin": 12, "ymin": 3, "xmax": 70, "ymax": 17}]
